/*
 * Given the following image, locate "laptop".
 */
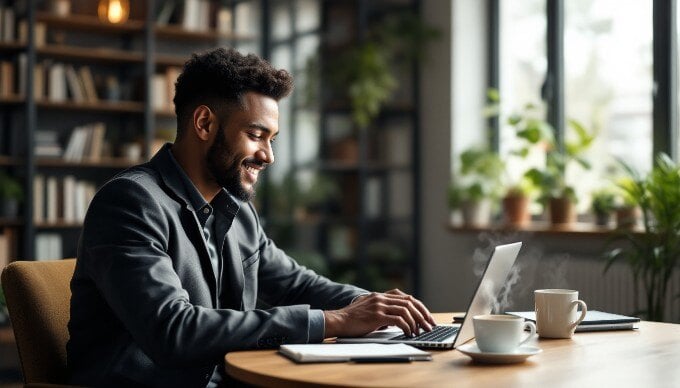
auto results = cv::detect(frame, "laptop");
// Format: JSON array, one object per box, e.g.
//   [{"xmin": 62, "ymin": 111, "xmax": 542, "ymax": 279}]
[{"xmin": 336, "ymin": 242, "xmax": 522, "ymax": 349}]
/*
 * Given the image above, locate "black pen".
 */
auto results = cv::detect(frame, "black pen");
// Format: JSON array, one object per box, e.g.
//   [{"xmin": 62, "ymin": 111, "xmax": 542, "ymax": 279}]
[{"xmin": 350, "ymin": 357, "xmax": 420, "ymax": 363}]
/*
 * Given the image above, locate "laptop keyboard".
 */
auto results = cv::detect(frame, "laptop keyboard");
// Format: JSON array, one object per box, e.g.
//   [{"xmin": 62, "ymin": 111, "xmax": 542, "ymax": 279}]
[{"xmin": 393, "ymin": 325, "xmax": 458, "ymax": 342}]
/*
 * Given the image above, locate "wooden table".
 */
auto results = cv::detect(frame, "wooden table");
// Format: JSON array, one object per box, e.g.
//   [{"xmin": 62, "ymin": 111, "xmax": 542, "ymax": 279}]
[{"xmin": 225, "ymin": 313, "xmax": 680, "ymax": 387}]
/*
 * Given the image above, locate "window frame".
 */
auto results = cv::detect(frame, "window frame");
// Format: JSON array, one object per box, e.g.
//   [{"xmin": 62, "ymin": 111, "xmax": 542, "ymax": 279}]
[{"xmin": 488, "ymin": 0, "xmax": 678, "ymax": 163}]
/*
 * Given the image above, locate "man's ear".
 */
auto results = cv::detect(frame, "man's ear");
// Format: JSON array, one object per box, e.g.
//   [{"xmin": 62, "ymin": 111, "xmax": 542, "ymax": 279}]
[{"xmin": 192, "ymin": 105, "xmax": 214, "ymax": 141}]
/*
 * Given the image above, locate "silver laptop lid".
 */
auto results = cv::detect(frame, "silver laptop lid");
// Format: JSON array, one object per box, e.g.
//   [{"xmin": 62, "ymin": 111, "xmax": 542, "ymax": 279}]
[{"xmin": 453, "ymin": 241, "xmax": 522, "ymax": 348}]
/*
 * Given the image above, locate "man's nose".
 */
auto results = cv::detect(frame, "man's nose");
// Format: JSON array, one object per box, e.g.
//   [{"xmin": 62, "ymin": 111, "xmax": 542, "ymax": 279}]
[{"xmin": 256, "ymin": 145, "xmax": 274, "ymax": 165}]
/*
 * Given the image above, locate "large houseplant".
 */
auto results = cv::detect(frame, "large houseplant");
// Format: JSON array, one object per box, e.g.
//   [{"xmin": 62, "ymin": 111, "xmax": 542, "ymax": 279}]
[{"xmin": 604, "ymin": 153, "xmax": 680, "ymax": 322}]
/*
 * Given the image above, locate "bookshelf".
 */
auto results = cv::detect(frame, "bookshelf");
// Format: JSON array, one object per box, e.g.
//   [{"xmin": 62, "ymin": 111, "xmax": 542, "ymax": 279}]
[
  {"xmin": 259, "ymin": 0, "xmax": 422, "ymax": 295},
  {"xmin": 0, "ymin": 0, "xmax": 261, "ymax": 263},
  {"xmin": 0, "ymin": 0, "xmax": 422, "ymax": 297}
]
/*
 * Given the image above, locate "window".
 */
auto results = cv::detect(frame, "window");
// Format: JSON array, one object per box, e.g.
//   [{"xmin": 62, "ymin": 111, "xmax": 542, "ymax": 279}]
[
  {"xmin": 499, "ymin": 0, "xmax": 546, "ymax": 189},
  {"xmin": 496, "ymin": 0, "xmax": 661, "ymax": 213},
  {"xmin": 564, "ymin": 0, "xmax": 653, "ymax": 198}
]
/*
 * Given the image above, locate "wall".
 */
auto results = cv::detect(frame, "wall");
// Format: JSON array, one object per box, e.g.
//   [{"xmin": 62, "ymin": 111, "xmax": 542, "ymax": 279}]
[{"xmin": 420, "ymin": 0, "xmax": 489, "ymax": 311}]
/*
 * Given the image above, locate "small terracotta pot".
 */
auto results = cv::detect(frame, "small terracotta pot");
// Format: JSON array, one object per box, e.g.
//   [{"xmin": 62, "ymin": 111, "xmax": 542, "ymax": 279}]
[
  {"xmin": 549, "ymin": 197, "xmax": 576, "ymax": 225},
  {"xmin": 616, "ymin": 206, "xmax": 640, "ymax": 230},
  {"xmin": 502, "ymin": 194, "xmax": 530, "ymax": 226}
]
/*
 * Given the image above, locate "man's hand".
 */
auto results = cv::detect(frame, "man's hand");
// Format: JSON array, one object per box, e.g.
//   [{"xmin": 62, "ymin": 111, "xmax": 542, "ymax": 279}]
[{"xmin": 323, "ymin": 289, "xmax": 436, "ymax": 338}]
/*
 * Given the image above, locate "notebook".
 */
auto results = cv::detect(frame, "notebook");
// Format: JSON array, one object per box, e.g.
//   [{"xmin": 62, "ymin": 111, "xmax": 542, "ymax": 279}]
[
  {"xmin": 506, "ymin": 310, "xmax": 640, "ymax": 332},
  {"xmin": 279, "ymin": 343, "xmax": 432, "ymax": 363},
  {"xmin": 336, "ymin": 242, "xmax": 523, "ymax": 349}
]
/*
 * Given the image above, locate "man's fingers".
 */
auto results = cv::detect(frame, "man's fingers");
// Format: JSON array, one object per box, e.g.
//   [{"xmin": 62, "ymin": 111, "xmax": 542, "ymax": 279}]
[
  {"xmin": 382, "ymin": 304, "xmax": 417, "ymax": 334},
  {"xmin": 380, "ymin": 293, "xmax": 434, "ymax": 330},
  {"xmin": 382, "ymin": 314, "xmax": 412, "ymax": 337}
]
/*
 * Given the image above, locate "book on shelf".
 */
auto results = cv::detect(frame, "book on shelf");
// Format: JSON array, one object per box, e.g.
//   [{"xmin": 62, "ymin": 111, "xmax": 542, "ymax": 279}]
[
  {"xmin": 35, "ymin": 233, "xmax": 62, "ymax": 261},
  {"xmin": 33, "ymin": 174, "xmax": 45, "ymax": 223},
  {"xmin": 18, "ymin": 19, "xmax": 46, "ymax": 47},
  {"xmin": 182, "ymin": 0, "xmax": 210, "ymax": 32},
  {"xmin": 0, "ymin": 227, "xmax": 18, "ymax": 269},
  {"xmin": 156, "ymin": 0, "xmax": 178, "ymax": 25},
  {"xmin": 152, "ymin": 74, "xmax": 167, "ymax": 110},
  {"xmin": 34, "ymin": 130, "xmax": 63, "ymax": 157},
  {"xmin": 48, "ymin": 62, "xmax": 67, "ymax": 102},
  {"xmin": 63, "ymin": 122, "xmax": 107, "ymax": 162},
  {"xmin": 34, "ymin": 174, "xmax": 96, "ymax": 225},
  {"xmin": 78, "ymin": 66, "xmax": 98, "ymax": 102},
  {"xmin": 65, "ymin": 64, "xmax": 86, "ymax": 103},
  {"xmin": 1, "ymin": 6, "xmax": 15, "ymax": 42},
  {"xmin": 62, "ymin": 175, "xmax": 76, "ymax": 223},
  {"xmin": 0, "ymin": 60, "xmax": 14, "ymax": 97},
  {"xmin": 0, "ymin": 231, "xmax": 8, "ymax": 270},
  {"xmin": 34, "ymin": 61, "xmax": 45, "ymax": 100},
  {"xmin": 46, "ymin": 176, "xmax": 59, "ymax": 223},
  {"xmin": 234, "ymin": 1, "xmax": 253, "ymax": 35},
  {"xmin": 216, "ymin": 7, "xmax": 232, "ymax": 34}
]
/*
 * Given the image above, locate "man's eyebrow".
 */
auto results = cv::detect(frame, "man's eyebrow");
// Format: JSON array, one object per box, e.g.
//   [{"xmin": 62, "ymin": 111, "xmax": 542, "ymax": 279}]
[{"xmin": 248, "ymin": 123, "xmax": 278, "ymax": 136}]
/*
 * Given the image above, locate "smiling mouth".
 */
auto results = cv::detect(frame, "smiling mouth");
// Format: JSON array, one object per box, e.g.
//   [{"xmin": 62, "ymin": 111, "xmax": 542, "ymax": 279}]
[{"xmin": 243, "ymin": 161, "xmax": 265, "ymax": 183}]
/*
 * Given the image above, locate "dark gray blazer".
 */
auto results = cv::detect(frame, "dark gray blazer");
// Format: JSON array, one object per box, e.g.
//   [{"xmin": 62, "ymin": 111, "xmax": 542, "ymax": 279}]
[{"xmin": 67, "ymin": 147, "xmax": 366, "ymax": 387}]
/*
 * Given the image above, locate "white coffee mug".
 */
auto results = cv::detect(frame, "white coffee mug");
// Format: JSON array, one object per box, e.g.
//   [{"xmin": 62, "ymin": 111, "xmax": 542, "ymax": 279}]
[
  {"xmin": 473, "ymin": 314, "xmax": 536, "ymax": 353},
  {"xmin": 535, "ymin": 289, "xmax": 587, "ymax": 339}
]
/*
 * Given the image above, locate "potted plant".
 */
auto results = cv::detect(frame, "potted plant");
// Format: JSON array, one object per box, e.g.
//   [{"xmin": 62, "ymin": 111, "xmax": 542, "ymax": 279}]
[
  {"xmin": 521, "ymin": 118, "xmax": 595, "ymax": 225},
  {"xmin": 604, "ymin": 154, "xmax": 680, "ymax": 322},
  {"xmin": 613, "ymin": 176, "xmax": 641, "ymax": 230},
  {"xmin": 591, "ymin": 188, "xmax": 617, "ymax": 226},
  {"xmin": 482, "ymin": 91, "xmax": 539, "ymax": 227},
  {"xmin": 501, "ymin": 182, "xmax": 534, "ymax": 227},
  {"xmin": 0, "ymin": 172, "xmax": 23, "ymax": 218},
  {"xmin": 448, "ymin": 147, "xmax": 504, "ymax": 227}
]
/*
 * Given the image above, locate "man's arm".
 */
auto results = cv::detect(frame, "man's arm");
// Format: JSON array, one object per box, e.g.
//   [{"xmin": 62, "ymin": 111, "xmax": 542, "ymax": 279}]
[{"xmin": 78, "ymin": 177, "xmax": 315, "ymax": 366}]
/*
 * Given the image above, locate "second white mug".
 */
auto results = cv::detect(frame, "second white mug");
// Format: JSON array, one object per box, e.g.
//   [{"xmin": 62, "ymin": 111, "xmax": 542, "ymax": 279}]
[{"xmin": 535, "ymin": 289, "xmax": 587, "ymax": 339}]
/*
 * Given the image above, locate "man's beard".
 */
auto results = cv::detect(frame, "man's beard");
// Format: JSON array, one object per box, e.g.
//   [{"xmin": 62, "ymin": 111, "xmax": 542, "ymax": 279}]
[{"xmin": 206, "ymin": 126, "xmax": 257, "ymax": 202}]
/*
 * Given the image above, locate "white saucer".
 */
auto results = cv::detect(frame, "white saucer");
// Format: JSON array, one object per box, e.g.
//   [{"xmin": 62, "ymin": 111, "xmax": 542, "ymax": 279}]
[{"xmin": 457, "ymin": 343, "xmax": 542, "ymax": 364}]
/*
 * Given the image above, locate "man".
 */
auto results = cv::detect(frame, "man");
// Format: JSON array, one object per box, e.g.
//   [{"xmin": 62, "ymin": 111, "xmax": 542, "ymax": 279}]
[{"xmin": 67, "ymin": 48, "xmax": 434, "ymax": 387}]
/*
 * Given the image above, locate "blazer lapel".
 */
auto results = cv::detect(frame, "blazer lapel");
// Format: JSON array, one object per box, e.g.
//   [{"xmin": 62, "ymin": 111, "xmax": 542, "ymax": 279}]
[
  {"xmin": 220, "ymin": 225, "xmax": 245, "ymax": 310},
  {"xmin": 148, "ymin": 144, "xmax": 219, "ymax": 307}
]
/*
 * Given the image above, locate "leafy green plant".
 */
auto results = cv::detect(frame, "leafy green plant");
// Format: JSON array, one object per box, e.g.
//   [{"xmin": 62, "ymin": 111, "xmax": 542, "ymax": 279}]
[
  {"xmin": 301, "ymin": 175, "xmax": 340, "ymax": 209},
  {"xmin": 327, "ymin": 13, "xmax": 439, "ymax": 128},
  {"xmin": 516, "ymin": 111, "xmax": 595, "ymax": 204},
  {"xmin": 591, "ymin": 188, "xmax": 617, "ymax": 215},
  {"xmin": 448, "ymin": 147, "xmax": 504, "ymax": 209},
  {"xmin": 604, "ymin": 154, "xmax": 680, "ymax": 321},
  {"xmin": 0, "ymin": 172, "xmax": 23, "ymax": 202}
]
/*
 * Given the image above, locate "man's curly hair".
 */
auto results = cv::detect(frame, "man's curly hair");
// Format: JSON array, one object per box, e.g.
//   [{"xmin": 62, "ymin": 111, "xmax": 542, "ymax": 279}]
[{"xmin": 173, "ymin": 47, "xmax": 294, "ymax": 139}]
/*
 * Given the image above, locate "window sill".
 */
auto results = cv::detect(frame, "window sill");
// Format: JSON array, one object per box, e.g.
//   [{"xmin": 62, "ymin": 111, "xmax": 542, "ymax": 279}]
[{"xmin": 447, "ymin": 222, "xmax": 643, "ymax": 238}]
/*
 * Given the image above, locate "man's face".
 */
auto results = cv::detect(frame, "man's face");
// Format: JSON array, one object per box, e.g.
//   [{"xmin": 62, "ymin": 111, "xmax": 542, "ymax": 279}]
[{"xmin": 206, "ymin": 92, "xmax": 279, "ymax": 201}]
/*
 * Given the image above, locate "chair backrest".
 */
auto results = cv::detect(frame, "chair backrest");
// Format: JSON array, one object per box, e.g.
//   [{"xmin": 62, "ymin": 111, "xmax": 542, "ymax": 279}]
[{"xmin": 1, "ymin": 259, "xmax": 75, "ymax": 384}]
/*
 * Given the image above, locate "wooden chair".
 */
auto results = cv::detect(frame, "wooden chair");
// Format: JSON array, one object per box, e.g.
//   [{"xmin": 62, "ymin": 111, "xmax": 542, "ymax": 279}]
[{"xmin": 1, "ymin": 259, "xmax": 77, "ymax": 387}]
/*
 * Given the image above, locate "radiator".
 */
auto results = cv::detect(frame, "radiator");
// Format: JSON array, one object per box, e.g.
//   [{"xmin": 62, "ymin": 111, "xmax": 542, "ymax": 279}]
[{"xmin": 569, "ymin": 258, "xmax": 680, "ymax": 323}]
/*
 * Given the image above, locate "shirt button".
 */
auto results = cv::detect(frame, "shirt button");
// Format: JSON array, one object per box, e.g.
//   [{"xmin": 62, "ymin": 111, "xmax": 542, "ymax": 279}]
[{"xmin": 203, "ymin": 208, "xmax": 210, "ymax": 214}]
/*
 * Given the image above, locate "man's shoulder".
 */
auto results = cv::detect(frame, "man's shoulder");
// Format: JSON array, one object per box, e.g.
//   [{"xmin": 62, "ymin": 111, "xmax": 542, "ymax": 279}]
[
  {"xmin": 101, "ymin": 164, "xmax": 161, "ymax": 191},
  {"xmin": 92, "ymin": 164, "xmax": 168, "ymax": 205}
]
